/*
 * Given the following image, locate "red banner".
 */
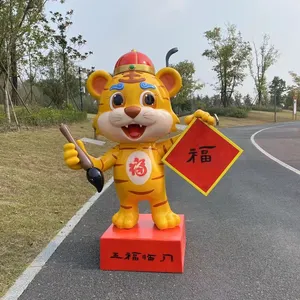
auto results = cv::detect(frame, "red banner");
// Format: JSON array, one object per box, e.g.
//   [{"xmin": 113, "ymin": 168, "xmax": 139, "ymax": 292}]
[{"xmin": 162, "ymin": 118, "xmax": 243, "ymax": 196}]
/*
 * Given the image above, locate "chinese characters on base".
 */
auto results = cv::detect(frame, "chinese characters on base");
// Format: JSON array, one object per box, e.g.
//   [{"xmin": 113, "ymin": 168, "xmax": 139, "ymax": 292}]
[{"xmin": 110, "ymin": 252, "xmax": 174, "ymax": 262}]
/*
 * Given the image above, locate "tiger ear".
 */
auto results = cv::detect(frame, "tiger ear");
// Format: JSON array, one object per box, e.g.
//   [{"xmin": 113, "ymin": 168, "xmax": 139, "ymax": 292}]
[
  {"xmin": 86, "ymin": 70, "xmax": 112, "ymax": 99},
  {"xmin": 156, "ymin": 67, "xmax": 182, "ymax": 98}
]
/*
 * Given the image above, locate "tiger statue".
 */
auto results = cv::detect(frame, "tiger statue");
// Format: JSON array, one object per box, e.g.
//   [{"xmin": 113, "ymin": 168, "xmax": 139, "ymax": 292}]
[{"xmin": 63, "ymin": 49, "xmax": 216, "ymax": 230}]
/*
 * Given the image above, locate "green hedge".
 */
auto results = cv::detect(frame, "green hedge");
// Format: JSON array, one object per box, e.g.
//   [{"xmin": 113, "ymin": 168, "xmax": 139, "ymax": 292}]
[
  {"xmin": 0, "ymin": 112, "xmax": 7, "ymax": 124},
  {"xmin": 0, "ymin": 107, "xmax": 87, "ymax": 127},
  {"xmin": 287, "ymin": 106, "xmax": 300, "ymax": 112},
  {"xmin": 204, "ymin": 107, "xmax": 249, "ymax": 118},
  {"xmin": 251, "ymin": 105, "xmax": 283, "ymax": 112},
  {"xmin": 73, "ymin": 96, "xmax": 98, "ymax": 114}
]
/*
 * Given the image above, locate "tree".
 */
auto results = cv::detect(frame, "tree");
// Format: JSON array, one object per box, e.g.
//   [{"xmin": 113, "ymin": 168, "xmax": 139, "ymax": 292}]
[
  {"xmin": 269, "ymin": 76, "xmax": 286, "ymax": 106},
  {"xmin": 36, "ymin": 50, "xmax": 93, "ymax": 108},
  {"xmin": 49, "ymin": 9, "xmax": 93, "ymax": 105},
  {"xmin": 233, "ymin": 91, "xmax": 243, "ymax": 107},
  {"xmin": 170, "ymin": 60, "xmax": 204, "ymax": 114},
  {"xmin": 10, "ymin": 0, "xmax": 48, "ymax": 105},
  {"xmin": 0, "ymin": 0, "xmax": 64, "ymax": 124},
  {"xmin": 18, "ymin": 15, "xmax": 59, "ymax": 104},
  {"xmin": 281, "ymin": 89, "xmax": 294, "ymax": 109},
  {"xmin": 243, "ymin": 94, "xmax": 253, "ymax": 106},
  {"xmin": 289, "ymin": 71, "xmax": 300, "ymax": 90},
  {"xmin": 202, "ymin": 24, "xmax": 251, "ymax": 107},
  {"xmin": 248, "ymin": 34, "xmax": 279, "ymax": 106},
  {"xmin": 210, "ymin": 94, "xmax": 221, "ymax": 106},
  {"xmin": 287, "ymin": 71, "xmax": 300, "ymax": 108},
  {"xmin": 200, "ymin": 95, "xmax": 213, "ymax": 108}
]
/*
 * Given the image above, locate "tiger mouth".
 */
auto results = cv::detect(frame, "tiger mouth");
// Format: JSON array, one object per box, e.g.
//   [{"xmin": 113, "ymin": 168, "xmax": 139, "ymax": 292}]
[{"xmin": 121, "ymin": 124, "xmax": 146, "ymax": 139}]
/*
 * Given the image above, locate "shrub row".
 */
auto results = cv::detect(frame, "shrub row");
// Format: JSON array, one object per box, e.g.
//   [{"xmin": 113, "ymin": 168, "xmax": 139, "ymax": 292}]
[
  {"xmin": 287, "ymin": 106, "xmax": 300, "ymax": 112},
  {"xmin": 1, "ymin": 103, "xmax": 291, "ymax": 129},
  {"xmin": 204, "ymin": 107, "xmax": 249, "ymax": 118},
  {"xmin": 0, "ymin": 107, "xmax": 87, "ymax": 127},
  {"xmin": 73, "ymin": 96, "xmax": 98, "ymax": 114},
  {"xmin": 251, "ymin": 105, "xmax": 283, "ymax": 112}
]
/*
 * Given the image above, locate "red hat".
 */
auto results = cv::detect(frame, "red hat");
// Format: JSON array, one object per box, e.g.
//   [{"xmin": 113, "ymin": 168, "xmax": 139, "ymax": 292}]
[{"xmin": 113, "ymin": 49, "xmax": 155, "ymax": 76}]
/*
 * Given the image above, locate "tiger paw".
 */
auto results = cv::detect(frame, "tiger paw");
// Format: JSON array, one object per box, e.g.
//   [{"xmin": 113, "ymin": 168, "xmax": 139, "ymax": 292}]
[
  {"xmin": 63, "ymin": 140, "xmax": 88, "ymax": 170},
  {"xmin": 153, "ymin": 211, "xmax": 181, "ymax": 230},
  {"xmin": 112, "ymin": 209, "xmax": 139, "ymax": 229},
  {"xmin": 184, "ymin": 109, "xmax": 216, "ymax": 126}
]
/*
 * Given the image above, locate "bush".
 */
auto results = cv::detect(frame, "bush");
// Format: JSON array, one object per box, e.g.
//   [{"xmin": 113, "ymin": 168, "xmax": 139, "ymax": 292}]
[
  {"xmin": 72, "ymin": 96, "xmax": 98, "ymax": 114},
  {"xmin": 204, "ymin": 107, "xmax": 249, "ymax": 118},
  {"xmin": 16, "ymin": 107, "xmax": 87, "ymax": 127},
  {"xmin": 83, "ymin": 98, "xmax": 98, "ymax": 114},
  {"xmin": 287, "ymin": 106, "xmax": 300, "ymax": 112},
  {"xmin": 0, "ymin": 112, "xmax": 6, "ymax": 124},
  {"xmin": 251, "ymin": 105, "xmax": 283, "ymax": 112}
]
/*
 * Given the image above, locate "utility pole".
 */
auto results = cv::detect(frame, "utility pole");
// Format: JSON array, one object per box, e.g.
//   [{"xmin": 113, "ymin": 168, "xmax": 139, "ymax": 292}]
[
  {"xmin": 166, "ymin": 47, "xmax": 178, "ymax": 67},
  {"xmin": 274, "ymin": 93, "xmax": 277, "ymax": 123},
  {"xmin": 62, "ymin": 40, "xmax": 69, "ymax": 105},
  {"xmin": 165, "ymin": 47, "xmax": 178, "ymax": 112},
  {"xmin": 54, "ymin": 34, "xmax": 69, "ymax": 105},
  {"xmin": 293, "ymin": 90, "xmax": 297, "ymax": 121},
  {"xmin": 79, "ymin": 67, "xmax": 83, "ymax": 111}
]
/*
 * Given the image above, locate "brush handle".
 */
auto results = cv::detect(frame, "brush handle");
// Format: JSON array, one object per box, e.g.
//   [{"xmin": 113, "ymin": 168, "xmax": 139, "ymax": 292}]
[{"xmin": 59, "ymin": 123, "xmax": 93, "ymax": 170}]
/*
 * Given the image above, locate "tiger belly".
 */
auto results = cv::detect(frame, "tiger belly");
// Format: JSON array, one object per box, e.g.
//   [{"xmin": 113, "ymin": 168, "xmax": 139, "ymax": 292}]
[
  {"xmin": 113, "ymin": 150, "xmax": 166, "ymax": 198},
  {"xmin": 126, "ymin": 150, "xmax": 152, "ymax": 185}
]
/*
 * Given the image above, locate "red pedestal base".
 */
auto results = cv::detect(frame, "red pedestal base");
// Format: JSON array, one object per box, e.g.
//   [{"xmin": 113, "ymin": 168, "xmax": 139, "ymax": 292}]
[{"xmin": 100, "ymin": 214, "xmax": 186, "ymax": 273}]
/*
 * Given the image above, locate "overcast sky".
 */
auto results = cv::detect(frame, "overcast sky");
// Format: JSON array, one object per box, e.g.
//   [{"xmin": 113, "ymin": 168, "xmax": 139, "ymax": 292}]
[{"xmin": 45, "ymin": 0, "xmax": 300, "ymax": 97}]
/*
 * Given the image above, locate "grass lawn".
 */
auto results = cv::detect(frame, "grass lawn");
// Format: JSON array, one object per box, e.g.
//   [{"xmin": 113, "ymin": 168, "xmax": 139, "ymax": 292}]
[
  {"xmin": 219, "ymin": 110, "xmax": 297, "ymax": 128},
  {"xmin": 0, "ymin": 119, "xmax": 116, "ymax": 296},
  {"xmin": 180, "ymin": 110, "xmax": 298, "ymax": 127}
]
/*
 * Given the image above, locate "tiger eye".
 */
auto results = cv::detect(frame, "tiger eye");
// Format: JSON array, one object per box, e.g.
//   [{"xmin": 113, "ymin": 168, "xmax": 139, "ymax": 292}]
[
  {"xmin": 143, "ymin": 93, "xmax": 155, "ymax": 106},
  {"xmin": 113, "ymin": 94, "xmax": 124, "ymax": 106}
]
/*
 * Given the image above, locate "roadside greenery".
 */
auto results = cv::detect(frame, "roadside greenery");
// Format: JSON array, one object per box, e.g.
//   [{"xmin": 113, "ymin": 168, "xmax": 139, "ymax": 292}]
[
  {"xmin": 0, "ymin": 2, "xmax": 298, "ymax": 130},
  {"xmin": 0, "ymin": 105, "xmax": 86, "ymax": 127}
]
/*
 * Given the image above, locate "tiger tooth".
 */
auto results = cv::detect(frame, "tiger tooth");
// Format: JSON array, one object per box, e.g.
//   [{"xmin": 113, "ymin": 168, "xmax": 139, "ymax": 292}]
[
  {"xmin": 125, "ymin": 125, "xmax": 128, "ymax": 128},
  {"xmin": 139, "ymin": 124, "xmax": 142, "ymax": 128}
]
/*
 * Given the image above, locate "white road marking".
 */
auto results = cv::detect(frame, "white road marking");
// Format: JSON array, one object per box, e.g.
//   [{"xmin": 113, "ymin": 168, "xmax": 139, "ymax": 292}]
[
  {"xmin": 250, "ymin": 125, "xmax": 300, "ymax": 175},
  {"xmin": 80, "ymin": 137, "xmax": 106, "ymax": 146},
  {"xmin": 2, "ymin": 177, "xmax": 115, "ymax": 300}
]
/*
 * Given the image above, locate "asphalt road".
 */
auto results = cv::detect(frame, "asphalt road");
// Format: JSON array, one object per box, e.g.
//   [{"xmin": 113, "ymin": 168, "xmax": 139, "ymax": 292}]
[{"xmin": 18, "ymin": 122, "xmax": 300, "ymax": 300}]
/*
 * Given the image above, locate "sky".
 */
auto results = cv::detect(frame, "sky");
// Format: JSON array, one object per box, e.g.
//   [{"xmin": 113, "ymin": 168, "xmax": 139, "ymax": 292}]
[{"xmin": 45, "ymin": 0, "xmax": 300, "ymax": 98}]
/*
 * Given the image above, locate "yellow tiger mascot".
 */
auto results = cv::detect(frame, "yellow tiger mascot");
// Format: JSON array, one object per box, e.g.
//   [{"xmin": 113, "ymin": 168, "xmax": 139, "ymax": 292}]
[{"xmin": 63, "ymin": 50, "xmax": 215, "ymax": 230}]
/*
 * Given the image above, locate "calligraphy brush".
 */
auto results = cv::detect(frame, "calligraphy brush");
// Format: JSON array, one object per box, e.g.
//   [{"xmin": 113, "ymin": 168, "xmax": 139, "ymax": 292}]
[{"xmin": 59, "ymin": 123, "xmax": 104, "ymax": 193}]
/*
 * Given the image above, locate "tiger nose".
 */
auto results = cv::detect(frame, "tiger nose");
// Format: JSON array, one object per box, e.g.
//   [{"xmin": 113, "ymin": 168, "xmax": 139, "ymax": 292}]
[{"xmin": 124, "ymin": 106, "xmax": 141, "ymax": 119}]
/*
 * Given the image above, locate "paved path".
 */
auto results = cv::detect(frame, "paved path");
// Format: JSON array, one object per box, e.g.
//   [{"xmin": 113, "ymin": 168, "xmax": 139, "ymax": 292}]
[{"xmin": 8, "ymin": 122, "xmax": 300, "ymax": 300}]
